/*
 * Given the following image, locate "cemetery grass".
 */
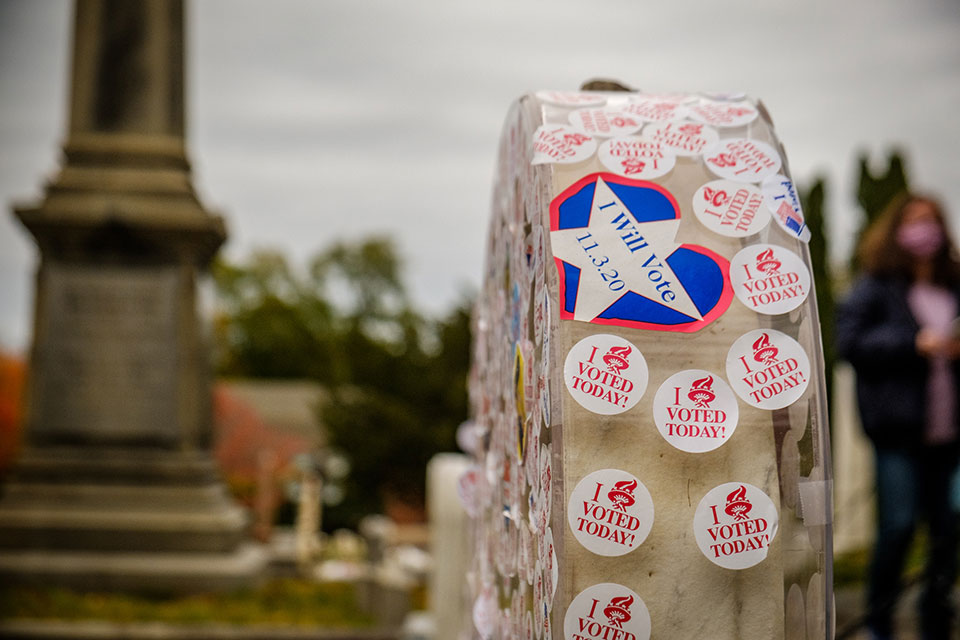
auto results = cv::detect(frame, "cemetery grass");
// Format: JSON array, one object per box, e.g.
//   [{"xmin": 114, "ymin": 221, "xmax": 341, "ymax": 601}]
[{"xmin": 0, "ymin": 579, "xmax": 375, "ymax": 628}]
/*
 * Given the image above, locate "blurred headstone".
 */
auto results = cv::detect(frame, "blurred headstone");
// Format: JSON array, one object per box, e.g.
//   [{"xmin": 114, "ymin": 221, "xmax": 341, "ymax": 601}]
[
  {"xmin": 0, "ymin": 0, "xmax": 266, "ymax": 591},
  {"xmin": 427, "ymin": 453, "xmax": 472, "ymax": 640}
]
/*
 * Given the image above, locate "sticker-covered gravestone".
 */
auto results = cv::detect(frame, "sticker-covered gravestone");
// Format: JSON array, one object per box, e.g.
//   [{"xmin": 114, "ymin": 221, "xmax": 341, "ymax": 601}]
[{"xmin": 471, "ymin": 89, "xmax": 833, "ymax": 640}]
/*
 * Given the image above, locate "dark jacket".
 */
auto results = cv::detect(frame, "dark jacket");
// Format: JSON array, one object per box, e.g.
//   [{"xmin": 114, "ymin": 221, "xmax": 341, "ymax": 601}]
[{"xmin": 835, "ymin": 274, "xmax": 960, "ymax": 448}]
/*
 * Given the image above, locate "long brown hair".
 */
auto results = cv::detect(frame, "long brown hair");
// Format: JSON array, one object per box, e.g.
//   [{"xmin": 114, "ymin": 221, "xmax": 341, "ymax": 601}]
[{"xmin": 857, "ymin": 193, "xmax": 960, "ymax": 286}]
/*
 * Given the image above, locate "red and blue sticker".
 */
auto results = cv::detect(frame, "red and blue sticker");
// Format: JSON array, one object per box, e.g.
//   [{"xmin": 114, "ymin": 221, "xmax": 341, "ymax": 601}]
[{"xmin": 549, "ymin": 173, "xmax": 732, "ymax": 332}]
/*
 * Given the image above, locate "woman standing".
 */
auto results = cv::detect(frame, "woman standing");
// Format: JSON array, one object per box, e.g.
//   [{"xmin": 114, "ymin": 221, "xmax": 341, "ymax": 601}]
[{"xmin": 836, "ymin": 194, "xmax": 960, "ymax": 640}]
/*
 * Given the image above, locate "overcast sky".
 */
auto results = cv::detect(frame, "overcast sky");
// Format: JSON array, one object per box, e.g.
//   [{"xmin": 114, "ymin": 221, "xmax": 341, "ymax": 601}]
[{"xmin": 2, "ymin": 0, "xmax": 959, "ymax": 353}]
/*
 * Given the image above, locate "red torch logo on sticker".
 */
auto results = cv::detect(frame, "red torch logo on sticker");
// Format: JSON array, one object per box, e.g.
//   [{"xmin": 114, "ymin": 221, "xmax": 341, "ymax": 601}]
[
  {"xmin": 686, "ymin": 375, "xmax": 716, "ymax": 408},
  {"xmin": 702, "ymin": 186, "xmax": 730, "ymax": 208},
  {"xmin": 755, "ymin": 248, "xmax": 782, "ymax": 274},
  {"xmin": 607, "ymin": 479, "xmax": 637, "ymax": 511},
  {"xmin": 752, "ymin": 332, "xmax": 779, "ymax": 365},
  {"xmin": 724, "ymin": 485, "xmax": 753, "ymax": 521},
  {"xmin": 620, "ymin": 158, "xmax": 647, "ymax": 175},
  {"xmin": 602, "ymin": 345, "xmax": 631, "ymax": 374},
  {"xmin": 604, "ymin": 595, "xmax": 634, "ymax": 628}
]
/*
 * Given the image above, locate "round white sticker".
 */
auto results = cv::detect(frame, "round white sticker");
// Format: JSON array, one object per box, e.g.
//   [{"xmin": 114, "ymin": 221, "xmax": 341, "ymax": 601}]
[
  {"xmin": 688, "ymin": 99, "xmax": 759, "ymax": 128},
  {"xmin": 624, "ymin": 96, "xmax": 690, "ymax": 122},
  {"xmin": 762, "ymin": 174, "xmax": 812, "ymax": 242},
  {"xmin": 563, "ymin": 583, "xmax": 651, "ymax": 640},
  {"xmin": 457, "ymin": 464, "xmax": 484, "ymax": 517},
  {"xmin": 730, "ymin": 244, "xmax": 811, "ymax": 315},
  {"xmin": 541, "ymin": 526, "xmax": 558, "ymax": 607},
  {"xmin": 539, "ymin": 443, "xmax": 552, "ymax": 522},
  {"xmin": 641, "ymin": 121, "xmax": 719, "ymax": 157},
  {"xmin": 691, "ymin": 179, "xmax": 770, "ymax": 237},
  {"xmin": 473, "ymin": 583, "xmax": 498, "ymax": 639},
  {"xmin": 569, "ymin": 108, "xmax": 644, "ymax": 138},
  {"xmin": 567, "ymin": 469, "xmax": 655, "ymax": 556},
  {"xmin": 703, "ymin": 138, "xmax": 782, "ymax": 184},
  {"xmin": 693, "ymin": 482, "xmax": 779, "ymax": 569},
  {"xmin": 598, "ymin": 137, "xmax": 676, "ymax": 179},
  {"xmin": 536, "ymin": 90, "xmax": 607, "ymax": 107},
  {"xmin": 726, "ymin": 329, "xmax": 811, "ymax": 409},
  {"xmin": 531, "ymin": 124, "xmax": 597, "ymax": 165},
  {"xmin": 563, "ymin": 334, "xmax": 649, "ymax": 415},
  {"xmin": 653, "ymin": 370, "xmax": 739, "ymax": 453}
]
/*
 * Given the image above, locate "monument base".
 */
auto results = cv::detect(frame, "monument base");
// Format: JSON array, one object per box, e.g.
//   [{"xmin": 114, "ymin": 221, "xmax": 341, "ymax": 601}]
[
  {"xmin": 0, "ymin": 447, "xmax": 267, "ymax": 592},
  {"xmin": 0, "ymin": 544, "xmax": 268, "ymax": 594}
]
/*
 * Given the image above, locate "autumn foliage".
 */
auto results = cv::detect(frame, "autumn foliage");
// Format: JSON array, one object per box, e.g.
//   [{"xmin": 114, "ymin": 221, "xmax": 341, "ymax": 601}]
[{"xmin": 0, "ymin": 353, "xmax": 25, "ymax": 474}]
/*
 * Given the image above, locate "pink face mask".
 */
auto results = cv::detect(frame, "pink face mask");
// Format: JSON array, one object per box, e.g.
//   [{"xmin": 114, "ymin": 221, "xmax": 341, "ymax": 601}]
[{"xmin": 896, "ymin": 219, "xmax": 945, "ymax": 258}]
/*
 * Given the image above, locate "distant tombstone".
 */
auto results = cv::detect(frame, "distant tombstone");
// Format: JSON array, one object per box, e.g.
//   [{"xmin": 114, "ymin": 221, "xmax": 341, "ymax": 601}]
[{"xmin": 0, "ymin": 0, "xmax": 266, "ymax": 591}]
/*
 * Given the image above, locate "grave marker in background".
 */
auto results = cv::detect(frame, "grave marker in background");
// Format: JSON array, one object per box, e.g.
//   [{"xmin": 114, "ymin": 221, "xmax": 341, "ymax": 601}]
[{"xmin": 0, "ymin": 0, "xmax": 265, "ymax": 591}]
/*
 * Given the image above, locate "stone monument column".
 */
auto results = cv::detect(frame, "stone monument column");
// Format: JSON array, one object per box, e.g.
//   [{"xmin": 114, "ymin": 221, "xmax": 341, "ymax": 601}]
[{"xmin": 0, "ymin": 0, "xmax": 265, "ymax": 591}]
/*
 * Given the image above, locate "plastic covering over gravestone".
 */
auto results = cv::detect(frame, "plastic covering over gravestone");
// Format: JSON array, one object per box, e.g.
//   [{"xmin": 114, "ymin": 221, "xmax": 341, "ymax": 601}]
[{"xmin": 461, "ymin": 89, "xmax": 834, "ymax": 640}]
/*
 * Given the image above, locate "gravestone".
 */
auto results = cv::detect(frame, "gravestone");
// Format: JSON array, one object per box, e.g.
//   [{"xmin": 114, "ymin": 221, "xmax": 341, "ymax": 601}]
[
  {"xmin": 0, "ymin": 0, "xmax": 266, "ymax": 591},
  {"xmin": 464, "ymin": 90, "xmax": 834, "ymax": 638}
]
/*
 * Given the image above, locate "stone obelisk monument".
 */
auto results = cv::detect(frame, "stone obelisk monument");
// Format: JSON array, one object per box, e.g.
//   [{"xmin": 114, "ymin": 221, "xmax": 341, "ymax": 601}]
[{"xmin": 0, "ymin": 0, "xmax": 265, "ymax": 591}]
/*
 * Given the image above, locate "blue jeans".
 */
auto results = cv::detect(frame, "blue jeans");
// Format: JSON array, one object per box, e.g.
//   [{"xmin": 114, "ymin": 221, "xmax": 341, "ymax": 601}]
[{"xmin": 867, "ymin": 445, "xmax": 959, "ymax": 639}]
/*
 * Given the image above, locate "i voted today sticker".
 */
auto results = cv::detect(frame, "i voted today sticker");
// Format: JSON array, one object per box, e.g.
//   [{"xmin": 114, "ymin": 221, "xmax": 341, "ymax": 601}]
[
  {"xmin": 691, "ymin": 179, "xmax": 770, "ymax": 237},
  {"xmin": 730, "ymin": 244, "xmax": 811, "ymax": 315},
  {"xmin": 567, "ymin": 469, "xmax": 655, "ymax": 556},
  {"xmin": 652, "ymin": 369, "xmax": 739, "ymax": 453},
  {"xmin": 569, "ymin": 108, "xmax": 644, "ymax": 138},
  {"xmin": 531, "ymin": 124, "xmax": 597, "ymax": 165},
  {"xmin": 693, "ymin": 482, "xmax": 778, "ymax": 569},
  {"xmin": 623, "ymin": 96, "xmax": 690, "ymax": 122},
  {"xmin": 597, "ymin": 137, "xmax": 676, "ymax": 180},
  {"xmin": 564, "ymin": 583, "xmax": 651, "ymax": 640},
  {"xmin": 726, "ymin": 329, "xmax": 811, "ymax": 410},
  {"xmin": 688, "ymin": 99, "xmax": 759, "ymax": 128},
  {"xmin": 704, "ymin": 138, "xmax": 782, "ymax": 184},
  {"xmin": 641, "ymin": 121, "xmax": 719, "ymax": 157},
  {"xmin": 563, "ymin": 334, "xmax": 648, "ymax": 415}
]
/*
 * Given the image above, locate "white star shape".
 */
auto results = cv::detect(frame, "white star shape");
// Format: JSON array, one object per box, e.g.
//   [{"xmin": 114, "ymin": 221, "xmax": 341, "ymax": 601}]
[{"xmin": 551, "ymin": 177, "xmax": 704, "ymax": 322}]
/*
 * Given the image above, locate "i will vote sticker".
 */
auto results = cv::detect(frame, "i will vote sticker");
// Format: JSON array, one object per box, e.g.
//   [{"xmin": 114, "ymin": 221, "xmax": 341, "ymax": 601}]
[
  {"xmin": 567, "ymin": 469, "xmax": 654, "ymax": 556},
  {"xmin": 563, "ymin": 334, "xmax": 648, "ymax": 415},
  {"xmin": 730, "ymin": 244, "xmax": 811, "ymax": 315},
  {"xmin": 693, "ymin": 482, "xmax": 778, "ymax": 570},
  {"xmin": 564, "ymin": 583, "xmax": 651, "ymax": 640},
  {"xmin": 726, "ymin": 329, "xmax": 810, "ymax": 410},
  {"xmin": 653, "ymin": 370, "xmax": 739, "ymax": 453}
]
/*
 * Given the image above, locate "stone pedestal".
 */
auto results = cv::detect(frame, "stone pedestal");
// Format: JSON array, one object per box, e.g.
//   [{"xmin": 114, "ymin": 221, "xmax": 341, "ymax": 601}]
[{"xmin": 0, "ymin": 0, "xmax": 266, "ymax": 591}]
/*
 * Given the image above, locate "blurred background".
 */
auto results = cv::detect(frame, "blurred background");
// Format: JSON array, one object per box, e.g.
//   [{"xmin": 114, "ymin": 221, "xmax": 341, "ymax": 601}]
[{"xmin": 1, "ymin": 0, "xmax": 959, "ymax": 638}]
